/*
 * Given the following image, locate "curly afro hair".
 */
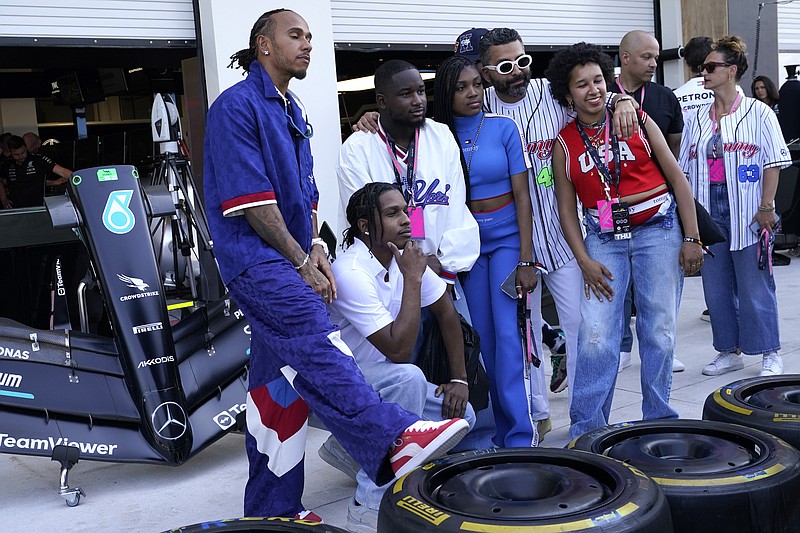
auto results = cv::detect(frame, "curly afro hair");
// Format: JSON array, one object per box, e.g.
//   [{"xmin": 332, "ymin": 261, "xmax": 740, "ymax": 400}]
[{"xmin": 544, "ymin": 42, "xmax": 614, "ymax": 108}]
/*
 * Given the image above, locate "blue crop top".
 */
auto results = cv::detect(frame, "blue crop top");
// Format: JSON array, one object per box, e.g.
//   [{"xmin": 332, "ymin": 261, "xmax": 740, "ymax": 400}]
[{"xmin": 453, "ymin": 112, "xmax": 529, "ymax": 201}]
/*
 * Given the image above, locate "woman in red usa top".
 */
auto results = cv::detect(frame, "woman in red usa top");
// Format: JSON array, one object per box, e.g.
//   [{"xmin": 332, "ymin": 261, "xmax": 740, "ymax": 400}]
[
  {"xmin": 679, "ymin": 36, "xmax": 792, "ymax": 378},
  {"xmin": 546, "ymin": 42, "xmax": 702, "ymax": 439}
]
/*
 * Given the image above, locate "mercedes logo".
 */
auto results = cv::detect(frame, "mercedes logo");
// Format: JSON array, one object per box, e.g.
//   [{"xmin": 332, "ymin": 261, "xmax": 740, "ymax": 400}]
[{"xmin": 151, "ymin": 401, "xmax": 188, "ymax": 441}]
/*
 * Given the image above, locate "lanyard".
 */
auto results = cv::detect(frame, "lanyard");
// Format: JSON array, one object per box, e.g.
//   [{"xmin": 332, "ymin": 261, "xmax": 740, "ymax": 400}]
[
  {"xmin": 710, "ymin": 93, "xmax": 742, "ymax": 159},
  {"xmin": 615, "ymin": 76, "xmax": 644, "ymax": 107},
  {"xmin": 576, "ymin": 113, "xmax": 621, "ymax": 201},
  {"xmin": 380, "ymin": 126, "xmax": 420, "ymax": 206}
]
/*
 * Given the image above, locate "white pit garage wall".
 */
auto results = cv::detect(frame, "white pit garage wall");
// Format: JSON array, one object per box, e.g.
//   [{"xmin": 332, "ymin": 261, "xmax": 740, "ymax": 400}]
[{"xmin": 198, "ymin": 1, "xmax": 343, "ymax": 238}]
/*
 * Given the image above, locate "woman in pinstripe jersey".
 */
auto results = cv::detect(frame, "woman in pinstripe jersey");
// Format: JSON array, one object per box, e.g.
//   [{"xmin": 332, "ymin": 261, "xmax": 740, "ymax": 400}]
[{"xmin": 680, "ymin": 36, "xmax": 791, "ymax": 378}]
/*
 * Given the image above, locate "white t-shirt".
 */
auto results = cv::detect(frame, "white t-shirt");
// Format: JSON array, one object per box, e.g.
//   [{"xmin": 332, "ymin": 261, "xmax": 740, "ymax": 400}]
[
  {"xmin": 673, "ymin": 77, "xmax": 715, "ymax": 119},
  {"xmin": 328, "ymin": 239, "xmax": 446, "ymax": 364}
]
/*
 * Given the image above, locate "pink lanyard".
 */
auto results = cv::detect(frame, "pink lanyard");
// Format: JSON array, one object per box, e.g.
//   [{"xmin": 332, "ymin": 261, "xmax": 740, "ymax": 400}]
[
  {"xmin": 379, "ymin": 125, "xmax": 420, "ymax": 206},
  {"xmin": 615, "ymin": 76, "xmax": 644, "ymax": 107},
  {"xmin": 710, "ymin": 93, "xmax": 743, "ymax": 138}
]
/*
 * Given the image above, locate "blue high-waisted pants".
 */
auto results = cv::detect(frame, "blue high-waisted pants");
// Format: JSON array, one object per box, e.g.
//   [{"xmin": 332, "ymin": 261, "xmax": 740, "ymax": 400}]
[{"xmin": 462, "ymin": 201, "xmax": 537, "ymax": 447}]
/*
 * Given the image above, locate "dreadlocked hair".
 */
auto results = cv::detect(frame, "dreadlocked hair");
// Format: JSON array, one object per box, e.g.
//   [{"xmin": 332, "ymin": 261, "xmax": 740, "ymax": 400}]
[
  {"xmin": 433, "ymin": 55, "xmax": 475, "ymax": 204},
  {"xmin": 343, "ymin": 182, "xmax": 401, "ymax": 249},
  {"xmin": 228, "ymin": 8, "xmax": 289, "ymax": 73}
]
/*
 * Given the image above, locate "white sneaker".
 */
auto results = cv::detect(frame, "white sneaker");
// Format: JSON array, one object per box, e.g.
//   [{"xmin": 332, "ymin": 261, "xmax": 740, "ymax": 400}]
[
  {"xmin": 701, "ymin": 309, "xmax": 711, "ymax": 322},
  {"xmin": 618, "ymin": 351, "xmax": 632, "ymax": 373},
  {"xmin": 347, "ymin": 499, "xmax": 378, "ymax": 533},
  {"xmin": 672, "ymin": 356, "xmax": 686, "ymax": 372},
  {"xmin": 702, "ymin": 351, "xmax": 744, "ymax": 376},
  {"xmin": 760, "ymin": 352, "xmax": 784, "ymax": 377},
  {"xmin": 318, "ymin": 435, "xmax": 360, "ymax": 481}
]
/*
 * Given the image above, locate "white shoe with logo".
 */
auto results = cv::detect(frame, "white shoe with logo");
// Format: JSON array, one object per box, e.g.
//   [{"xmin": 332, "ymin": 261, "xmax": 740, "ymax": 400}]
[
  {"xmin": 702, "ymin": 351, "xmax": 744, "ymax": 376},
  {"xmin": 760, "ymin": 352, "xmax": 784, "ymax": 377}
]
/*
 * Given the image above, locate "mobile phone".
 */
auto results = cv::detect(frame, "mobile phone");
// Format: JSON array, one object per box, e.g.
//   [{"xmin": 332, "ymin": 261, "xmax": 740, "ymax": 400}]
[
  {"xmin": 749, "ymin": 213, "xmax": 780, "ymax": 235},
  {"xmin": 500, "ymin": 269, "xmax": 518, "ymax": 299}
]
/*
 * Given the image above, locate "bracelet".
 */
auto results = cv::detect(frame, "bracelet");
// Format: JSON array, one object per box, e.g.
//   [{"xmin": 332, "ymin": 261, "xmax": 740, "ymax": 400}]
[
  {"xmin": 614, "ymin": 95, "xmax": 634, "ymax": 106},
  {"xmin": 449, "ymin": 378, "xmax": 469, "ymax": 387},
  {"xmin": 758, "ymin": 205, "xmax": 775, "ymax": 212},
  {"xmin": 683, "ymin": 237, "xmax": 703, "ymax": 246},
  {"xmin": 517, "ymin": 261, "xmax": 535, "ymax": 267},
  {"xmin": 294, "ymin": 254, "xmax": 310, "ymax": 270}
]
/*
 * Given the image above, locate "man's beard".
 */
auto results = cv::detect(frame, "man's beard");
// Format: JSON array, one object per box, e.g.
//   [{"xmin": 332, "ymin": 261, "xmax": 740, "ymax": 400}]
[{"xmin": 495, "ymin": 71, "xmax": 531, "ymax": 99}]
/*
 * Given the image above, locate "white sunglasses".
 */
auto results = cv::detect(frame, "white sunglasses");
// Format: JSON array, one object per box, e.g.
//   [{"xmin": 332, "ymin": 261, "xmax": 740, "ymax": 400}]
[{"xmin": 484, "ymin": 54, "xmax": 533, "ymax": 75}]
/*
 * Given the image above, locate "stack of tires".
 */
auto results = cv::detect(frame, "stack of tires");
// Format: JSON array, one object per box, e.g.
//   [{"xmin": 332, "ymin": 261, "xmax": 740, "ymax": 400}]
[
  {"xmin": 379, "ymin": 447, "xmax": 672, "ymax": 532},
  {"xmin": 570, "ymin": 419, "xmax": 800, "ymax": 533},
  {"xmin": 380, "ymin": 417, "xmax": 800, "ymax": 532}
]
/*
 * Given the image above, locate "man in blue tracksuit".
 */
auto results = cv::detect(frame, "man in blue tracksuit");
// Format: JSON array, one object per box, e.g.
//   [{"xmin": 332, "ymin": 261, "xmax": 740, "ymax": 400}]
[{"xmin": 203, "ymin": 8, "xmax": 468, "ymax": 520}]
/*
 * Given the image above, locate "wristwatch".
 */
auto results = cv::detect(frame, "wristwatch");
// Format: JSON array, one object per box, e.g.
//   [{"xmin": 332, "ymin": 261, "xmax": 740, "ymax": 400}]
[{"xmin": 311, "ymin": 237, "xmax": 329, "ymax": 255}]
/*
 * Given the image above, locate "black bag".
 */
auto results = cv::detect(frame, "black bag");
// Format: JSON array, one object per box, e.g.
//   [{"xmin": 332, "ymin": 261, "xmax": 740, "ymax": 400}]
[
  {"xmin": 635, "ymin": 112, "xmax": 725, "ymax": 246},
  {"xmin": 689, "ymin": 197, "xmax": 726, "ymax": 245},
  {"xmin": 415, "ymin": 314, "xmax": 490, "ymax": 412}
]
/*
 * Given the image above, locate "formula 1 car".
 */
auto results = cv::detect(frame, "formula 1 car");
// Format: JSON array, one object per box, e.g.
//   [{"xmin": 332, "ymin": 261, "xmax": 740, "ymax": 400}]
[{"xmin": 0, "ymin": 161, "xmax": 250, "ymax": 507}]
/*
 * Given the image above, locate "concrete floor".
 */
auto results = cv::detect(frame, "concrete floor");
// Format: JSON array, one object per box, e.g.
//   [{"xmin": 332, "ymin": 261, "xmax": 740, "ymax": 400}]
[{"xmin": 2, "ymin": 253, "xmax": 799, "ymax": 532}]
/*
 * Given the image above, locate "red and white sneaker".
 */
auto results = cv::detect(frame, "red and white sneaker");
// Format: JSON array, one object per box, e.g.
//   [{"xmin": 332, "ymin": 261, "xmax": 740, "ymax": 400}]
[
  {"xmin": 389, "ymin": 419, "xmax": 469, "ymax": 478},
  {"xmin": 293, "ymin": 510, "xmax": 323, "ymax": 522}
]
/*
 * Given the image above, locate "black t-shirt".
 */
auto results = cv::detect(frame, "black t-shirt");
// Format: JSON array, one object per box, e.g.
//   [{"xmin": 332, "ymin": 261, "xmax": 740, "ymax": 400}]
[
  {"xmin": 0, "ymin": 153, "xmax": 56, "ymax": 208},
  {"xmin": 609, "ymin": 80, "xmax": 684, "ymax": 137}
]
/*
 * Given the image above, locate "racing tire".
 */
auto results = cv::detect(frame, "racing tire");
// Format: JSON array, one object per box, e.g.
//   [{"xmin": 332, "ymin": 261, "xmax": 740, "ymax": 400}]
[
  {"xmin": 378, "ymin": 447, "xmax": 672, "ymax": 532},
  {"xmin": 569, "ymin": 419, "xmax": 800, "ymax": 533},
  {"xmin": 703, "ymin": 375, "xmax": 800, "ymax": 449},
  {"xmin": 163, "ymin": 517, "xmax": 349, "ymax": 533}
]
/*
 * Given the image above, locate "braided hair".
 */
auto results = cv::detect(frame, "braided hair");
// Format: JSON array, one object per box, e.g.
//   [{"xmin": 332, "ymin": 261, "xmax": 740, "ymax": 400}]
[
  {"xmin": 228, "ymin": 8, "xmax": 289, "ymax": 72},
  {"xmin": 343, "ymin": 182, "xmax": 400, "ymax": 249},
  {"xmin": 433, "ymin": 54, "xmax": 474, "ymax": 203}
]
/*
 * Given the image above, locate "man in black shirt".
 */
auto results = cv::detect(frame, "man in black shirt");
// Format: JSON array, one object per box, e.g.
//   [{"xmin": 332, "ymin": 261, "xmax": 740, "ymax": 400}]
[
  {"xmin": 613, "ymin": 30, "xmax": 684, "ymax": 157},
  {"xmin": 0, "ymin": 135, "xmax": 71, "ymax": 209}
]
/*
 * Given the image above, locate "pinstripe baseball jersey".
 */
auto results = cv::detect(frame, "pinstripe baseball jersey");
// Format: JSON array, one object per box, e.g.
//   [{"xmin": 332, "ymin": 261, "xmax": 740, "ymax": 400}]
[
  {"xmin": 484, "ymin": 78, "xmax": 576, "ymax": 271},
  {"xmin": 679, "ymin": 96, "xmax": 792, "ymax": 251}
]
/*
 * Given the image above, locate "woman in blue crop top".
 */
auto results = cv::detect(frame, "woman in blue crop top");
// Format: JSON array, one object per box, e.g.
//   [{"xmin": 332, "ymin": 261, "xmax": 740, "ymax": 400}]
[{"xmin": 433, "ymin": 55, "xmax": 540, "ymax": 447}]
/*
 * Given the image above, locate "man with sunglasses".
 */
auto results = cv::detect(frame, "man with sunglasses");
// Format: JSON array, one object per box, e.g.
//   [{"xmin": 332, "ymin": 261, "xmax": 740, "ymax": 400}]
[
  {"xmin": 479, "ymin": 28, "xmax": 638, "ymax": 436},
  {"xmin": 204, "ymin": 9, "xmax": 470, "ymax": 521}
]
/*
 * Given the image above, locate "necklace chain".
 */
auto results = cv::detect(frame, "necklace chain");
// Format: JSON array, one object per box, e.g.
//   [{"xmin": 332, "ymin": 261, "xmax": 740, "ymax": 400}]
[{"xmin": 465, "ymin": 115, "xmax": 486, "ymax": 174}]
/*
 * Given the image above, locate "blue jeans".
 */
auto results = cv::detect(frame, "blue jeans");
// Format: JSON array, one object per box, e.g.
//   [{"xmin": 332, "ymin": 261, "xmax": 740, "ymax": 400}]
[
  {"xmin": 569, "ymin": 207, "xmax": 681, "ymax": 439},
  {"xmin": 702, "ymin": 183, "xmax": 781, "ymax": 355},
  {"xmin": 354, "ymin": 361, "xmax": 490, "ymax": 510}
]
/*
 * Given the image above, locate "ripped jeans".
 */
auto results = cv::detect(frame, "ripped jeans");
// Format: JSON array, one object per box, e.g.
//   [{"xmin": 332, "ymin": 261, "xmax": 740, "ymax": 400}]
[{"xmin": 569, "ymin": 205, "xmax": 682, "ymax": 439}]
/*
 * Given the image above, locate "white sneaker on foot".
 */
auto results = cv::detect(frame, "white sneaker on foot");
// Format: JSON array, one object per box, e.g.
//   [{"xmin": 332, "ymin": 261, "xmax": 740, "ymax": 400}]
[
  {"xmin": 389, "ymin": 419, "xmax": 468, "ymax": 478},
  {"xmin": 702, "ymin": 351, "xmax": 744, "ymax": 376},
  {"xmin": 318, "ymin": 435, "xmax": 360, "ymax": 481},
  {"xmin": 672, "ymin": 356, "xmax": 686, "ymax": 372},
  {"xmin": 618, "ymin": 351, "xmax": 632, "ymax": 373},
  {"xmin": 347, "ymin": 499, "xmax": 378, "ymax": 533},
  {"xmin": 760, "ymin": 352, "xmax": 784, "ymax": 377}
]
